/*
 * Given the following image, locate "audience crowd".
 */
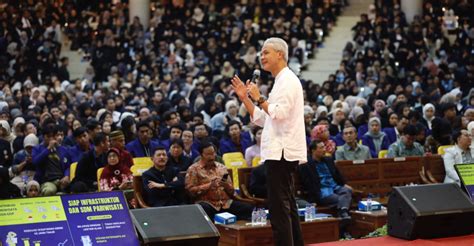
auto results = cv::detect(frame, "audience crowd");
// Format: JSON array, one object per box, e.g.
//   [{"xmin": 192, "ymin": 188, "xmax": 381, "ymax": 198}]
[{"xmin": 0, "ymin": 0, "xmax": 473, "ymax": 234}]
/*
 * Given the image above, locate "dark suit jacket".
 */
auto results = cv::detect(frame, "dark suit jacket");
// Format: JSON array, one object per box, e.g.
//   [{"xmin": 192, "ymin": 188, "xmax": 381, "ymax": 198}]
[
  {"xmin": 142, "ymin": 166, "xmax": 184, "ymax": 207},
  {"xmin": 298, "ymin": 157, "xmax": 345, "ymax": 203},
  {"xmin": 75, "ymin": 149, "xmax": 106, "ymax": 190}
]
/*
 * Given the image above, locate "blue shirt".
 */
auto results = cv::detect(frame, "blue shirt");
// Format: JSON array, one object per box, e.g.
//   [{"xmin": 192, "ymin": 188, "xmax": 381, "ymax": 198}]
[{"xmin": 316, "ymin": 162, "xmax": 340, "ymax": 198}]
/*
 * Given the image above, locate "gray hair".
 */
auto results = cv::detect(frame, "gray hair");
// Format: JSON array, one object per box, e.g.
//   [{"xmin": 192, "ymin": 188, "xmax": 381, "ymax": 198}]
[{"xmin": 263, "ymin": 37, "xmax": 289, "ymax": 62}]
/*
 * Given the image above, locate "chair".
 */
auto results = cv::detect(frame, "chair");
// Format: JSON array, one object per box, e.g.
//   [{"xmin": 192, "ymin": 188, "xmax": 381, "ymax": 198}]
[
  {"xmin": 133, "ymin": 175, "xmax": 150, "ymax": 208},
  {"xmin": 226, "ymin": 169, "xmax": 255, "ymax": 205},
  {"xmin": 437, "ymin": 145, "xmax": 453, "ymax": 155},
  {"xmin": 378, "ymin": 150, "xmax": 388, "ymax": 158},
  {"xmin": 238, "ymin": 167, "xmax": 266, "ymax": 207},
  {"xmin": 251, "ymin": 156, "xmax": 261, "ymax": 167},
  {"xmin": 97, "ymin": 168, "xmax": 104, "ymax": 191},
  {"xmin": 419, "ymin": 166, "xmax": 432, "ymax": 184},
  {"xmin": 69, "ymin": 162, "xmax": 78, "ymax": 180},
  {"xmin": 131, "ymin": 157, "xmax": 153, "ymax": 176},
  {"xmin": 222, "ymin": 152, "xmax": 247, "ymax": 189}
]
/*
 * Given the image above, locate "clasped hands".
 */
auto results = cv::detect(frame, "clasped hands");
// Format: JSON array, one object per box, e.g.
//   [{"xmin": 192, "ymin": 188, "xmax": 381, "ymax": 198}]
[
  {"xmin": 148, "ymin": 177, "xmax": 178, "ymax": 189},
  {"xmin": 231, "ymin": 75, "xmax": 260, "ymax": 102}
]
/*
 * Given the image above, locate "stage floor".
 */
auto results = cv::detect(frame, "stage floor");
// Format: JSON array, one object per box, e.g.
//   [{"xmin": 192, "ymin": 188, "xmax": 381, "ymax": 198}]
[{"xmin": 312, "ymin": 234, "xmax": 474, "ymax": 246}]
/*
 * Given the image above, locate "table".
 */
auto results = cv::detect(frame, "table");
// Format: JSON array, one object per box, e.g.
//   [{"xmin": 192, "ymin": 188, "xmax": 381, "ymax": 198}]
[
  {"xmin": 216, "ymin": 218, "xmax": 340, "ymax": 246},
  {"xmin": 347, "ymin": 210, "xmax": 387, "ymax": 238}
]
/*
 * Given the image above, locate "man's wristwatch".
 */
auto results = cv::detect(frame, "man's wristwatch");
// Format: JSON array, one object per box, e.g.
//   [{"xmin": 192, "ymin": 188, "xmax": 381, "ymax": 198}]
[{"xmin": 256, "ymin": 96, "xmax": 266, "ymax": 106}]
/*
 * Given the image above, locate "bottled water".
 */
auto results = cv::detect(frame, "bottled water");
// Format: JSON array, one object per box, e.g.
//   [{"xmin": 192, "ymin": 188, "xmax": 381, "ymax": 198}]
[
  {"xmin": 311, "ymin": 204, "xmax": 316, "ymax": 220},
  {"xmin": 251, "ymin": 208, "xmax": 258, "ymax": 226},
  {"xmin": 305, "ymin": 204, "xmax": 311, "ymax": 222},
  {"xmin": 366, "ymin": 194, "xmax": 373, "ymax": 212},
  {"xmin": 259, "ymin": 208, "xmax": 266, "ymax": 225}
]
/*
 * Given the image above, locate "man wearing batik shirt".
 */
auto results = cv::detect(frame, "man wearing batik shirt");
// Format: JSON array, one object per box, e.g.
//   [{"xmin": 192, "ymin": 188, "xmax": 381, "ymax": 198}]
[{"xmin": 185, "ymin": 141, "xmax": 254, "ymax": 220}]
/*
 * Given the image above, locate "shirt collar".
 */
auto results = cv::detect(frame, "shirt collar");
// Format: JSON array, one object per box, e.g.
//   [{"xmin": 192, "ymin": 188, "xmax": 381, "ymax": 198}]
[
  {"xmin": 344, "ymin": 143, "xmax": 359, "ymax": 151},
  {"xmin": 274, "ymin": 67, "xmax": 289, "ymax": 84}
]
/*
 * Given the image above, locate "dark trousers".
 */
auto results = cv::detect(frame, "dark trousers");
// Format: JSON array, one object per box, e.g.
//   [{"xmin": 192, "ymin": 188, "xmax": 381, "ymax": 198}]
[
  {"xmin": 266, "ymin": 158, "xmax": 304, "ymax": 246},
  {"xmin": 199, "ymin": 200, "xmax": 254, "ymax": 221},
  {"xmin": 319, "ymin": 186, "xmax": 352, "ymax": 210}
]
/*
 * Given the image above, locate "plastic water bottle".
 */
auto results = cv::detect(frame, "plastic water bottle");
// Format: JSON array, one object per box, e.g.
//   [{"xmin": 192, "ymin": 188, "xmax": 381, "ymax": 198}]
[
  {"xmin": 305, "ymin": 204, "xmax": 311, "ymax": 222},
  {"xmin": 366, "ymin": 194, "xmax": 373, "ymax": 212},
  {"xmin": 311, "ymin": 204, "xmax": 316, "ymax": 220},
  {"xmin": 259, "ymin": 208, "xmax": 266, "ymax": 225},
  {"xmin": 251, "ymin": 208, "xmax": 258, "ymax": 226}
]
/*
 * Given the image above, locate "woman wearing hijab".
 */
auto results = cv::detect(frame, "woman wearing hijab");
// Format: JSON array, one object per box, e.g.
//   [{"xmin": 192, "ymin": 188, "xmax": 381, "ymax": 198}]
[
  {"xmin": 99, "ymin": 148, "xmax": 133, "ymax": 191},
  {"xmin": 311, "ymin": 125, "xmax": 336, "ymax": 155},
  {"xmin": 26, "ymin": 180, "xmax": 40, "ymax": 197},
  {"xmin": 362, "ymin": 117, "xmax": 390, "ymax": 158},
  {"xmin": 422, "ymin": 103, "xmax": 436, "ymax": 130}
]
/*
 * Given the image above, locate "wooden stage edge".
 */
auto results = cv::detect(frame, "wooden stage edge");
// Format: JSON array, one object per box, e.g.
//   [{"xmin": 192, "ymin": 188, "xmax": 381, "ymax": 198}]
[{"xmin": 311, "ymin": 234, "xmax": 474, "ymax": 246}]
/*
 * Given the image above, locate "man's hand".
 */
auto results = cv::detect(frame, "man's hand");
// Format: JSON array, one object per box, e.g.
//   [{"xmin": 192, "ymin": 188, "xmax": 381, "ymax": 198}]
[
  {"xmin": 119, "ymin": 181, "xmax": 132, "ymax": 190},
  {"xmin": 231, "ymin": 75, "xmax": 250, "ymax": 101},
  {"xmin": 220, "ymin": 179, "xmax": 233, "ymax": 190},
  {"xmin": 59, "ymin": 176, "xmax": 70, "ymax": 189},
  {"xmin": 148, "ymin": 181, "xmax": 165, "ymax": 189},
  {"xmin": 48, "ymin": 140, "xmax": 58, "ymax": 150},
  {"xmin": 247, "ymin": 82, "xmax": 261, "ymax": 101}
]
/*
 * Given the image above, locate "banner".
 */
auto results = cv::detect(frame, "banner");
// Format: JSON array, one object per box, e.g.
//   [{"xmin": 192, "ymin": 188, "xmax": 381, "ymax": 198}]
[
  {"xmin": 0, "ymin": 191, "xmax": 139, "ymax": 246},
  {"xmin": 456, "ymin": 164, "xmax": 474, "ymax": 201}
]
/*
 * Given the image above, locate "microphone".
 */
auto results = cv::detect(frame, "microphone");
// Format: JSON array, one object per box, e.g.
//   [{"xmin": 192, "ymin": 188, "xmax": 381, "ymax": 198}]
[{"xmin": 251, "ymin": 69, "xmax": 261, "ymax": 84}]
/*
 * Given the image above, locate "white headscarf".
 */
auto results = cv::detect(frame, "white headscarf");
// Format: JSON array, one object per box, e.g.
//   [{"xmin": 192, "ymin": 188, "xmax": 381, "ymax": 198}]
[{"xmin": 422, "ymin": 103, "xmax": 435, "ymax": 129}]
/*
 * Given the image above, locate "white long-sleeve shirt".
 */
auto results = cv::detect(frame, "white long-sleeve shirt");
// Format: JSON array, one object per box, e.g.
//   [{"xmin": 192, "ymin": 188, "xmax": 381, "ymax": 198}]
[{"xmin": 251, "ymin": 67, "xmax": 307, "ymax": 164}]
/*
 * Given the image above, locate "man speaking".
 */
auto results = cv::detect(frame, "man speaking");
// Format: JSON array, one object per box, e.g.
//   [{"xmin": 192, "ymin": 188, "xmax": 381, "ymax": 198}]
[{"xmin": 231, "ymin": 37, "xmax": 307, "ymax": 246}]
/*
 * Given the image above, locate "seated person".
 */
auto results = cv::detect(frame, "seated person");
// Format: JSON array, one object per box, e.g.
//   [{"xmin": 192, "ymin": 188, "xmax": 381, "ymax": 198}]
[
  {"xmin": 160, "ymin": 124, "xmax": 184, "ymax": 151},
  {"xmin": 245, "ymin": 127, "xmax": 262, "ymax": 166},
  {"xmin": 219, "ymin": 120, "xmax": 252, "ymax": 155},
  {"xmin": 99, "ymin": 148, "xmax": 133, "ymax": 191},
  {"xmin": 32, "ymin": 125, "xmax": 72, "ymax": 196},
  {"xmin": 299, "ymin": 141, "xmax": 352, "ymax": 221},
  {"xmin": 70, "ymin": 133, "xmax": 109, "ymax": 193},
  {"xmin": 387, "ymin": 125, "xmax": 425, "ymax": 158},
  {"xmin": 142, "ymin": 147, "xmax": 185, "ymax": 207},
  {"xmin": 109, "ymin": 130, "xmax": 133, "ymax": 167},
  {"xmin": 383, "ymin": 114, "xmax": 408, "ymax": 145},
  {"xmin": 336, "ymin": 126, "xmax": 371, "ymax": 161},
  {"xmin": 68, "ymin": 127, "xmax": 91, "ymax": 163},
  {"xmin": 126, "ymin": 120, "xmax": 161, "ymax": 157},
  {"xmin": 167, "ymin": 139, "xmax": 192, "ymax": 172},
  {"xmin": 181, "ymin": 129, "xmax": 200, "ymax": 161},
  {"xmin": 311, "ymin": 125, "xmax": 336, "ymax": 156},
  {"xmin": 10, "ymin": 133, "xmax": 38, "ymax": 191},
  {"xmin": 361, "ymin": 117, "xmax": 390, "ymax": 158},
  {"xmin": 26, "ymin": 180, "xmax": 40, "ymax": 197},
  {"xmin": 443, "ymin": 130, "xmax": 473, "ymax": 186},
  {"xmin": 185, "ymin": 141, "xmax": 254, "ymax": 220}
]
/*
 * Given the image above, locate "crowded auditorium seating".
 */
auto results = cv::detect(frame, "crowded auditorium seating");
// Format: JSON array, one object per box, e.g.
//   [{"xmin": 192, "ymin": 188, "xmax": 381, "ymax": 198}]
[{"xmin": 1, "ymin": 0, "xmax": 473, "ymax": 243}]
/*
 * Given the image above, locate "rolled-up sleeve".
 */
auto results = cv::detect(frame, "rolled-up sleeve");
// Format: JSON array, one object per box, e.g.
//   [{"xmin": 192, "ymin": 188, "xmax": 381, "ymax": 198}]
[{"xmin": 251, "ymin": 107, "xmax": 266, "ymax": 127}]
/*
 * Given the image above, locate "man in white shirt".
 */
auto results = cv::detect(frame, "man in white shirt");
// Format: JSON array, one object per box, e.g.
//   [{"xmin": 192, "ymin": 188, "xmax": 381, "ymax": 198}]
[
  {"xmin": 231, "ymin": 37, "xmax": 306, "ymax": 246},
  {"xmin": 443, "ymin": 130, "xmax": 474, "ymax": 186}
]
